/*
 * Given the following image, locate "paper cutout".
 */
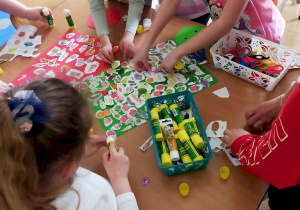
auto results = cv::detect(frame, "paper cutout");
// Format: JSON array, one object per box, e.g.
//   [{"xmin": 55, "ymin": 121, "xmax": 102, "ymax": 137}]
[
  {"xmin": 174, "ymin": 25, "xmax": 205, "ymax": 46},
  {"xmin": 206, "ymin": 121, "xmax": 227, "ymax": 138},
  {"xmin": 122, "ymin": 15, "xmax": 128, "ymax": 21},
  {"xmin": 143, "ymin": 18, "xmax": 152, "ymax": 31},
  {"xmin": 224, "ymin": 145, "xmax": 241, "ymax": 166},
  {"xmin": 87, "ymin": 8, "xmax": 121, "ymax": 29},
  {"xmin": 140, "ymin": 136, "xmax": 153, "ymax": 152},
  {"xmin": 0, "ymin": 25, "xmax": 41, "ymax": 61},
  {"xmin": 212, "ymin": 87, "xmax": 230, "ymax": 98},
  {"xmin": 209, "ymin": 137, "xmax": 224, "ymax": 153}
]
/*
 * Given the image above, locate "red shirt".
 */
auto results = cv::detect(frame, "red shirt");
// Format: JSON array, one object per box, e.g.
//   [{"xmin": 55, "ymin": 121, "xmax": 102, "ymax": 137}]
[{"xmin": 231, "ymin": 84, "xmax": 300, "ymax": 189}]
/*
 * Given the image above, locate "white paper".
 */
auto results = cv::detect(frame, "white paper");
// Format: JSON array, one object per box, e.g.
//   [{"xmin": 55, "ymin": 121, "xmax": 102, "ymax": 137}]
[
  {"xmin": 224, "ymin": 145, "xmax": 241, "ymax": 166},
  {"xmin": 209, "ymin": 137, "xmax": 224, "ymax": 153},
  {"xmin": 213, "ymin": 87, "xmax": 230, "ymax": 98},
  {"xmin": 206, "ymin": 121, "xmax": 227, "ymax": 137}
]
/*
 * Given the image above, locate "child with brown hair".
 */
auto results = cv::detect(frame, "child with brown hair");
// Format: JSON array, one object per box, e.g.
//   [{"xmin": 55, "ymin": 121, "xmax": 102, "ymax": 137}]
[
  {"xmin": 223, "ymin": 78, "xmax": 300, "ymax": 210},
  {"xmin": 0, "ymin": 78, "xmax": 138, "ymax": 210}
]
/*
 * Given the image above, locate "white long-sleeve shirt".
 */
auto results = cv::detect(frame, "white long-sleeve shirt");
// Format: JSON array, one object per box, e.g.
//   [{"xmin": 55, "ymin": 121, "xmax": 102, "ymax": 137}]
[{"xmin": 51, "ymin": 167, "xmax": 139, "ymax": 210}]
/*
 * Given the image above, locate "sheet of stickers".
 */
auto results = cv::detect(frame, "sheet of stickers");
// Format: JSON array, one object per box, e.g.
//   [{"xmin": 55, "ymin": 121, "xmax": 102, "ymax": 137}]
[
  {"xmin": 84, "ymin": 40, "xmax": 218, "ymax": 137},
  {"xmin": 11, "ymin": 31, "xmax": 119, "ymax": 86}
]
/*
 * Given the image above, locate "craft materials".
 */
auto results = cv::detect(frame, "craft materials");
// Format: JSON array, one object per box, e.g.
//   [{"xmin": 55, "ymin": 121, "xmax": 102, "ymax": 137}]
[
  {"xmin": 175, "ymin": 134, "xmax": 192, "ymax": 164},
  {"xmin": 141, "ymin": 177, "xmax": 150, "ymax": 186},
  {"xmin": 143, "ymin": 18, "xmax": 152, "ymax": 31},
  {"xmin": 220, "ymin": 166, "xmax": 230, "ymax": 179},
  {"xmin": 224, "ymin": 145, "xmax": 241, "ymax": 166},
  {"xmin": 42, "ymin": 9, "xmax": 55, "ymax": 28},
  {"xmin": 64, "ymin": 9, "xmax": 75, "ymax": 30},
  {"xmin": 136, "ymin": 25, "xmax": 144, "ymax": 35},
  {"xmin": 179, "ymin": 183, "xmax": 189, "ymax": 196},
  {"xmin": 174, "ymin": 61, "xmax": 182, "ymax": 70},
  {"xmin": 122, "ymin": 15, "xmax": 128, "ymax": 21},
  {"xmin": 0, "ymin": 59, "xmax": 7, "ymax": 64},
  {"xmin": 158, "ymin": 140, "xmax": 172, "ymax": 167},
  {"xmin": 150, "ymin": 108, "xmax": 163, "ymax": 141},
  {"xmin": 209, "ymin": 137, "xmax": 224, "ymax": 153},
  {"xmin": 206, "ymin": 121, "xmax": 227, "ymax": 138},
  {"xmin": 0, "ymin": 67, "xmax": 3, "ymax": 74},
  {"xmin": 182, "ymin": 119, "xmax": 204, "ymax": 150},
  {"xmin": 160, "ymin": 119, "xmax": 180, "ymax": 161},
  {"xmin": 169, "ymin": 104, "xmax": 183, "ymax": 130},
  {"xmin": 140, "ymin": 136, "xmax": 153, "ymax": 152},
  {"xmin": 89, "ymin": 128, "xmax": 94, "ymax": 134},
  {"xmin": 0, "ymin": 25, "xmax": 42, "ymax": 61},
  {"xmin": 212, "ymin": 87, "xmax": 230, "ymax": 98},
  {"xmin": 159, "ymin": 104, "xmax": 179, "ymax": 133},
  {"xmin": 177, "ymin": 130, "xmax": 203, "ymax": 162},
  {"xmin": 107, "ymin": 136, "xmax": 118, "ymax": 151}
]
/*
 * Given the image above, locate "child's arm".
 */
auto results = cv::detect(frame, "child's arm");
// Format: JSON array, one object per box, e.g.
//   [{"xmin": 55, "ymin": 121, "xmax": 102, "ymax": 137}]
[
  {"xmin": 223, "ymin": 83, "xmax": 300, "ymax": 189},
  {"xmin": 0, "ymin": 0, "xmax": 51, "ymax": 23},
  {"xmin": 119, "ymin": 0, "xmax": 144, "ymax": 61},
  {"xmin": 134, "ymin": 0, "xmax": 181, "ymax": 71},
  {"xmin": 0, "ymin": 81, "xmax": 9, "ymax": 94},
  {"xmin": 155, "ymin": 0, "xmax": 248, "ymax": 72}
]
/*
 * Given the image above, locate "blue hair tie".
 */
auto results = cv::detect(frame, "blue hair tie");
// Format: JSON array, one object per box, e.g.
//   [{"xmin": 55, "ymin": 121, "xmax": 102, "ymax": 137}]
[{"xmin": 8, "ymin": 90, "xmax": 49, "ymax": 133}]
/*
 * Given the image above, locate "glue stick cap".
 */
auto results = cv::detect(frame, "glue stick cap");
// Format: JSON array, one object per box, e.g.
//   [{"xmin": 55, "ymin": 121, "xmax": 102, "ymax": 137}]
[
  {"xmin": 159, "ymin": 104, "xmax": 168, "ymax": 112},
  {"xmin": 220, "ymin": 166, "xmax": 230, "ymax": 179},
  {"xmin": 169, "ymin": 104, "xmax": 178, "ymax": 111},
  {"xmin": 170, "ymin": 150, "xmax": 180, "ymax": 162},
  {"xmin": 42, "ymin": 8, "xmax": 50, "ymax": 16},
  {"xmin": 150, "ymin": 109, "xmax": 159, "ymax": 120},
  {"xmin": 155, "ymin": 133, "xmax": 164, "ymax": 141},
  {"xmin": 63, "ymin": 9, "xmax": 70, "ymax": 16},
  {"xmin": 179, "ymin": 183, "xmax": 189, "ymax": 196},
  {"xmin": 191, "ymin": 135, "xmax": 205, "ymax": 150},
  {"xmin": 161, "ymin": 153, "xmax": 172, "ymax": 167}
]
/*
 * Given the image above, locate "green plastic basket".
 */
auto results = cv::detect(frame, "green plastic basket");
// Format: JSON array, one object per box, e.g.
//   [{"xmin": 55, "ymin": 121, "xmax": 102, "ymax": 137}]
[{"xmin": 146, "ymin": 91, "xmax": 213, "ymax": 176}]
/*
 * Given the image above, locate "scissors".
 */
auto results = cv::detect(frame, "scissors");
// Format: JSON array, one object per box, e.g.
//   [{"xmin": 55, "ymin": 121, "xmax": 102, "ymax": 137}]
[
  {"xmin": 257, "ymin": 65, "xmax": 284, "ymax": 77},
  {"xmin": 233, "ymin": 57, "xmax": 258, "ymax": 69}
]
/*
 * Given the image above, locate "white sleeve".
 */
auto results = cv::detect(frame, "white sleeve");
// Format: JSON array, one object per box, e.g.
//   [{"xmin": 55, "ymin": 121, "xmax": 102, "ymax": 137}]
[{"xmin": 116, "ymin": 192, "xmax": 139, "ymax": 210}]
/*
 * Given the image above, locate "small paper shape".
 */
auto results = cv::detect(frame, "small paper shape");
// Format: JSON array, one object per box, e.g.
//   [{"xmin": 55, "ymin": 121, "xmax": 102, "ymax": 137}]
[
  {"xmin": 143, "ymin": 18, "xmax": 152, "ymax": 31},
  {"xmin": 213, "ymin": 87, "xmax": 229, "ymax": 98},
  {"xmin": 66, "ymin": 69, "xmax": 84, "ymax": 79},
  {"xmin": 140, "ymin": 136, "xmax": 153, "ymax": 152},
  {"xmin": 66, "ymin": 33, "xmax": 75, "ymax": 38},
  {"xmin": 104, "ymin": 117, "xmax": 112, "ymax": 127},
  {"xmin": 224, "ymin": 145, "xmax": 241, "ymax": 166},
  {"xmin": 43, "ymin": 70, "xmax": 55, "ymax": 78},
  {"xmin": 85, "ymin": 61, "xmax": 99, "ymax": 74},
  {"xmin": 79, "ymin": 44, "xmax": 88, "ymax": 53},
  {"xmin": 122, "ymin": 15, "xmax": 128, "ymax": 21},
  {"xmin": 206, "ymin": 121, "xmax": 227, "ymax": 138},
  {"xmin": 66, "ymin": 54, "xmax": 79, "ymax": 63},
  {"xmin": 209, "ymin": 137, "xmax": 224, "ymax": 153}
]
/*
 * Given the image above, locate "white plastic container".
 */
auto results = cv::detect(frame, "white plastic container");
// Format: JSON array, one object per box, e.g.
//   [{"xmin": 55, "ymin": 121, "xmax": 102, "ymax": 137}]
[{"xmin": 210, "ymin": 29, "xmax": 298, "ymax": 91}]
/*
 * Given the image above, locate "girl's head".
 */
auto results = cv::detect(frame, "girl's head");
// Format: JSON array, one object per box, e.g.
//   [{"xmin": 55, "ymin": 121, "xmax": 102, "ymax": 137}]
[{"xmin": 0, "ymin": 78, "xmax": 92, "ymax": 210}]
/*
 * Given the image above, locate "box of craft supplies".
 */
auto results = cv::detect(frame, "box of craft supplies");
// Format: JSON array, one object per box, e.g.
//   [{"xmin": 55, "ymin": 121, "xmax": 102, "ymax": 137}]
[
  {"xmin": 210, "ymin": 29, "xmax": 297, "ymax": 91},
  {"xmin": 146, "ymin": 91, "xmax": 212, "ymax": 176}
]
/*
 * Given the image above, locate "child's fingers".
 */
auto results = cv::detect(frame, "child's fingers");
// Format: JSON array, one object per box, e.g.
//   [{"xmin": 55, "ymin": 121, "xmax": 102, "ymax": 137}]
[
  {"xmin": 223, "ymin": 129, "xmax": 232, "ymax": 137},
  {"xmin": 102, "ymin": 150, "xmax": 110, "ymax": 165},
  {"xmin": 109, "ymin": 142, "xmax": 117, "ymax": 155},
  {"xmin": 245, "ymin": 108, "xmax": 255, "ymax": 120},
  {"xmin": 108, "ymin": 50, "xmax": 115, "ymax": 62},
  {"xmin": 154, "ymin": 64, "xmax": 163, "ymax": 73},
  {"xmin": 246, "ymin": 114, "xmax": 259, "ymax": 127},
  {"xmin": 118, "ymin": 147, "xmax": 125, "ymax": 155},
  {"xmin": 253, "ymin": 120, "xmax": 264, "ymax": 130},
  {"xmin": 100, "ymin": 51, "xmax": 112, "ymax": 64}
]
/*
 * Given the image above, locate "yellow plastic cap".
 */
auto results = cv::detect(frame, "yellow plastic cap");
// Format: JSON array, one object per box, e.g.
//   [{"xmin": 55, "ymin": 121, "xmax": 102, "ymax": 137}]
[
  {"xmin": 136, "ymin": 25, "xmax": 144, "ymax": 34},
  {"xmin": 173, "ymin": 121, "xmax": 179, "ymax": 134},
  {"xmin": 161, "ymin": 153, "xmax": 172, "ymax": 167},
  {"xmin": 169, "ymin": 104, "xmax": 178, "ymax": 111},
  {"xmin": 151, "ymin": 107, "xmax": 159, "ymax": 113},
  {"xmin": 220, "ymin": 166, "xmax": 230, "ymax": 180},
  {"xmin": 191, "ymin": 135, "xmax": 205, "ymax": 150},
  {"xmin": 179, "ymin": 183, "xmax": 189, "ymax": 196},
  {"xmin": 0, "ymin": 67, "xmax": 3, "ymax": 75},
  {"xmin": 150, "ymin": 109, "xmax": 159, "ymax": 120},
  {"xmin": 89, "ymin": 128, "xmax": 94, "ymax": 135},
  {"xmin": 155, "ymin": 133, "xmax": 164, "ymax": 141},
  {"xmin": 174, "ymin": 61, "xmax": 183, "ymax": 70},
  {"xmin": 159, "ymin": 104, "xmax": 168, "ymax": 112}
]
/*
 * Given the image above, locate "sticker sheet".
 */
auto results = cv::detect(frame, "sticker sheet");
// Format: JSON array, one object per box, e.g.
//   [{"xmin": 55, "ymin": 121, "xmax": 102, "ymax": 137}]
[
  {"xmin": 10, "ymin": 31, "xmax": 119, "ymax": 86},
  {"xmin": 84, "ymin": 40, "xmax": 218, "ymax": 137},
  {"xmin": 0, "ymin": 25, "xmax": 41, "ymax": 61}
]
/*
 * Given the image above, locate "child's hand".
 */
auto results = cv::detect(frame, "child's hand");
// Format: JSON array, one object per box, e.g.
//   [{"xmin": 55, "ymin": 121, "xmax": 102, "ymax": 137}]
[
  {"xmin": 84, "ymin": 135, "xmax": 106, "ymax": 158},
  {"xmin": 120, "ymin": 32, "xmax": 135, "ymax": 61},
  {"xmin": 154, "ymin": 50, "xmax": 181, "ymax": 73},
  {"xmin": 223, "ymin": 128, "xmax": 250, "ymax": 147},
  {"xmin": 133, "ymin": 47, "xmax": 152, "ymax": 72},
  {"xmin": 102, "ymin": 142, "xmax": 131, "ymax": 195},
  {"xmin": 245, "ymin": 96, "xmax": 282, "ymax": 131},
  {"xmin": 99, "ymin": 35, "xmax": 114, "ymax": 64},
  {"xmin": 0, "ymin": 81, "xmax": 9, "ymax": 94},
  {"xmin": 25, "ymin": 7, "xmax": 53, "ymax": 23}
]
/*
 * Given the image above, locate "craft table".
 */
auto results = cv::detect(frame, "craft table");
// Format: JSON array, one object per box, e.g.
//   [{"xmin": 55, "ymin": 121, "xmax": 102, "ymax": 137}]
[{"xmin": 2, "ymin": 0, "xmax": 298, "ymax": 209}]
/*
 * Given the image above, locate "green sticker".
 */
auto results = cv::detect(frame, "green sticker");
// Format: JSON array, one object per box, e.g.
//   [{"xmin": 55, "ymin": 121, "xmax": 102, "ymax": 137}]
[{"xmin": 174, "ymin": 25, "xmax": 205, "ymax": 46}]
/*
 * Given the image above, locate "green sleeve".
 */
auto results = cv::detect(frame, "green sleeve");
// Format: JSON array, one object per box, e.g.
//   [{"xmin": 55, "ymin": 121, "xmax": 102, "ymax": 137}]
[
  {"xmin": 125, "ymin": 0, "xmax": 145, "ymax": 35},
  {"xmin": 88, "ymin": 0, "xmax": 109, "ymax": 36}
]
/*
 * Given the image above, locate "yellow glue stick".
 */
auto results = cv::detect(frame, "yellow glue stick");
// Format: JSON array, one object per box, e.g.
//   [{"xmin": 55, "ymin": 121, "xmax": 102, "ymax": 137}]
[
  {"xmin": 160, "ymin": 118, "xmax": 180, "ymax": 161},
  {"xmin": 64, "ymin": 9, "xmax": 75, "ymax": 30},
  {"xmin": 158, "ymin": 140, "xmax": 172, "ymax": 167},
  {"xmin": 182, "ymin": 119, "xmax": 204, "ymax": 150},
  {"xmin": 159, "ymin": 104, "xmax": 179, "ymax": 133},
  {"xmin": 150, "ymin": 108, "xmax": 163, "ymax": 141},
  {"xmin": 175, "ymin": 134, "xmax": 192, "ymax": 164},
  {"xmin": 136, "ymin": 25, "xmax": 144, "ymax": 34},
  {"xmin": 177, "ymin": 130, "xmax": 203, "ymax": 162},
  {"xmin": 42, "ymin": 8, "xmax": 55, "ymax": 28},
  {"xmin": 170, "ymin": 104, "xmax": 184, "ymax": 130},
  {"xmin": 107, "ymin": 136, "xmax": 118, "ymax": 151}
]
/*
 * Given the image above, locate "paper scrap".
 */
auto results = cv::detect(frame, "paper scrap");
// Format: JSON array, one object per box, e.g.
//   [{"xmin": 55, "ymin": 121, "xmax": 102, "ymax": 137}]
[
  {"xmin": 224, "ymin": 145, "xmax": 241, "ymax": 166},
  {"xmin": 140, "ymin": 136, "xmax": 153, "ymax": 152},
  {"xmin": 122, "ymin": 15, "xmax": 128, "ymax": 21},
  {"xmin": 212, "ymin": 87, "xmax": 229, "ymax": 98},
  {"xmin": 206, "ymin": 121, "xmax": 227, "ymax": 137},
  {"xmin": 143, "ymin": 18, "xmax": 152, "ymax": 31},
  {"xmin": 209, "ymin": 137, "xmax": 224, "ymax": 153}
]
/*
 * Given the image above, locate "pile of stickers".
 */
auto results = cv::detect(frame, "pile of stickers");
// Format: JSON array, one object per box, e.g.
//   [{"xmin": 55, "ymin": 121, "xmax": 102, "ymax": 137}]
[
  {"xmin": 11, "ymin": 31, "xmax": 119, "ymax": 86},
  {"xmin": 84, "ymin": 40, "xmax": 218, "ymax": 137}
]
